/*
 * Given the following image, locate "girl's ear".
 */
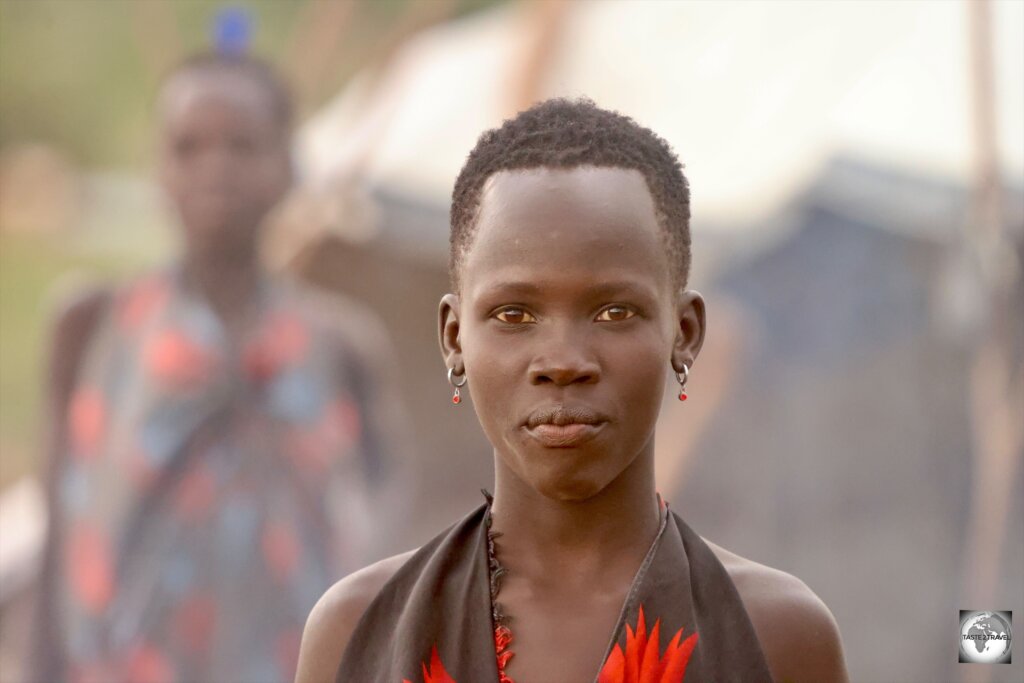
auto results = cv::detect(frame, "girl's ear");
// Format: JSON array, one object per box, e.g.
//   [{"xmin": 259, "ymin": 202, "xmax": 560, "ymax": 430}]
[
  {"xmin": 438, "ymin": 293, "xmax": 464, "ymax": 374},
  {"xmin": 671, "ymin": 290, "xmax": 706, "ymax": 373}
]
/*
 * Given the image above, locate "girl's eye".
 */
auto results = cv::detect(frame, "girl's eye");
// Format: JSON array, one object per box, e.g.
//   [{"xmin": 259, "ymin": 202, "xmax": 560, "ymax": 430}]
[
  {"xmin": 495, "ymin": 308, "xmax": 537, "ymax": 324},
  {"xmin": 595, "ymin": 305, "xmax": 636, "ymax": 322}
]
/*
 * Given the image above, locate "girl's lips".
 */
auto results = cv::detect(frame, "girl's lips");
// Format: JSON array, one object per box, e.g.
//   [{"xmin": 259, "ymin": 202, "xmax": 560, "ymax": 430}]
[{"xmin": 525, "ymin": 422, "xmax": 605, "ymax": 448}]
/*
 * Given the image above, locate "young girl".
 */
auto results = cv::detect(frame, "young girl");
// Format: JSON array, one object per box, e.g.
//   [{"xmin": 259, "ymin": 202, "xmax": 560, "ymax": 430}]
[
  {"xmin": 33, "ymin": 53, "xmax": 405, "ymax": 683},
  {"xmin": 297, "ymin": 99, "xmax": 848, "ymax": 683}
]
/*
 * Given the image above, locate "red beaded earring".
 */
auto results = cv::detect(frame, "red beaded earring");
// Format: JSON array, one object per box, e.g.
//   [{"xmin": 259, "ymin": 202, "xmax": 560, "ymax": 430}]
[
  {"xmin": 448, "ymin": 367, "xmax": 467, "ymax": 404},
  {"xmin": 675, "ymin": 363, "xmax": 690, "ymax": 401}
]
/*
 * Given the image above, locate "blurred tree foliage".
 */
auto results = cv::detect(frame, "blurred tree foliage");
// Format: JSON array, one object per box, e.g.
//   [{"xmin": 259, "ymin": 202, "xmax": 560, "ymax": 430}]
[
  {"xmin": 0, "ymin": 0, "xmax": 502, "ymax": 487},
  {"xmin": 0, "ymin": 0, "xmax": 503, "ymax": 168}
]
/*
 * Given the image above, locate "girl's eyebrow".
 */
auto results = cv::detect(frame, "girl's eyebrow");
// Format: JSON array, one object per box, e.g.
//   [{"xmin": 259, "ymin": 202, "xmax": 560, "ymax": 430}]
[
  {"xmin": 476, "ymin": 280, "xmax": 657, "ymax": 301},
  {"xmin": 476, "ymin": 281, "xmax": 543, "ymax": 299},
  {"xmin": 586, "ymin": 281, "xmax": 658, "ymax": 300}
]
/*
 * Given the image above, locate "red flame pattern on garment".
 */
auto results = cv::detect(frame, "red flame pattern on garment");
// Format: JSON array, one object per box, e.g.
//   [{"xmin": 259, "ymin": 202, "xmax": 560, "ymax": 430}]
[
  {"xmin": 401, "ymin": 606, "xmax": 695, "ymax": 683},
  {"xmin": 598, "ymin": 606, "xmax": 699, "ymax": 683},
  {"xmin": 402, "ymin": 646, "xmax": 456, "ymax": 683},
  {"xmin": 494, "ymin": 624, "xmax": 515, "ymax": 682}
]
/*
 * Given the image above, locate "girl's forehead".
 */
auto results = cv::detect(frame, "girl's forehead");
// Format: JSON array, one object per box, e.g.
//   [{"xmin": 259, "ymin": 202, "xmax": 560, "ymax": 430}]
[
  {"xmin": 479, "ymin": 166, "xmax": 655, "ymax": 215},
  {"xmin": 473, "ymin": 167, "xmax": 660, "ymax": 249},
  {"xmin": 463, "ymin": 167, "xmax": 672, "ymax": 296},
  {"xmin": 159, "ymin": 71, "xmax": 277, "ymax": 129}
]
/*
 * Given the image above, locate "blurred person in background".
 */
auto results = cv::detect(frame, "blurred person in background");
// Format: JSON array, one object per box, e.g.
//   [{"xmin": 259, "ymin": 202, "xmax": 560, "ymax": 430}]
[{"xmin": 30, "ymin": 49, "xmax": 407, "ymax": 683}]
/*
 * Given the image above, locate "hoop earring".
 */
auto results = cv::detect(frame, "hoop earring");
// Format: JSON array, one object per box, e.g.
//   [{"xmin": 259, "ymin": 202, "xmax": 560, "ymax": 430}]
[
  {"xmin": 674, "ymin": 363, "xmax": 689, "ymax": 402},
  {"xmin": 448, "ymin": 367, "xmax": 467, "ymax": 404}
]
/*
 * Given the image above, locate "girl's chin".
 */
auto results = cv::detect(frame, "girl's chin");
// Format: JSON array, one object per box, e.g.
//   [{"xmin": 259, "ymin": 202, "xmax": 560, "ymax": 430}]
[
  {"xmin": 496, "ymin": 441, "xmax": 622, "ymax": 501},
  {"xmin": 522, "ymin": 467, "xmax": 612, "ymax": 503}
]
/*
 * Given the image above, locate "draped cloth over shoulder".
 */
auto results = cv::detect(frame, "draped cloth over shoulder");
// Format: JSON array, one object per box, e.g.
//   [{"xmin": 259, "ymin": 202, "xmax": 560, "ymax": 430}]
[{"xmin": 337, "ymin": 503, "xmax": 774, "ymax": 683}]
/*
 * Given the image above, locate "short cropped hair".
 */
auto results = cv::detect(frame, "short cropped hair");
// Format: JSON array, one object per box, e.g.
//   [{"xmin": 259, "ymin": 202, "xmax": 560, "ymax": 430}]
[
  {"xmin": 160, "ymin": 51, "xmax": 293, "ymax": 131},
  {"xmin": 449, "ymin": 98, "xmax": 691, "ymax": 290}
]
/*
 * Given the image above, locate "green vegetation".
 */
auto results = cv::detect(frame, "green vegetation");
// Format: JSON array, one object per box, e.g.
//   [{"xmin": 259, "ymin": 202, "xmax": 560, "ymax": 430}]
[
  {"xmin": 0, "ymin": 0, "xmax": 505, "ymax": 486},
  {"xmin": 0, "ymin": 0, "xmax": 501, "ymax": 167}
]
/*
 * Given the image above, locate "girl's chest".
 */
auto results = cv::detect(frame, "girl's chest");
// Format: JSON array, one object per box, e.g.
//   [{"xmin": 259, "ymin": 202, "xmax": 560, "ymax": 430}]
[{"xmin": 498, "ymin": 587, "xmax": 625, "ymax": 683}]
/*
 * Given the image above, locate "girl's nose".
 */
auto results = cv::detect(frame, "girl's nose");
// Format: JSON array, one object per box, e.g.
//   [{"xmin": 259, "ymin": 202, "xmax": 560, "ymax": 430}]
[{"xmin": 528, "ymin": 326, "xmax": 601, "ymax": 386}]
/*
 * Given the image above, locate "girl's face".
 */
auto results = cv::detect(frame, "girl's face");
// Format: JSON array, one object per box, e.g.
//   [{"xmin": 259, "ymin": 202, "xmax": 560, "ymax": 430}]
[
  {"xmin": 441, "ymin": 167, "xmax": 704, "ymax": 502},
  {"xmin": 158, "ymin": 72, "xmax": 291, "ymax": 261}
]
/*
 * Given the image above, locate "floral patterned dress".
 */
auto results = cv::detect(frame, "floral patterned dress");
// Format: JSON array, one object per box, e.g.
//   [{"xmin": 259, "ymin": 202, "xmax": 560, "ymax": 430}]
[{"xmin": 42, "ymin": 270, "xmax": 400, "ymax": 683}]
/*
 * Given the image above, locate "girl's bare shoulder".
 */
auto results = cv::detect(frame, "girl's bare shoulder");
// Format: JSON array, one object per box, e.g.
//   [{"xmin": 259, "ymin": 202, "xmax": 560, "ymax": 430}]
[
  {"xmin": 704, "ymin": 539, "xmax": 850, "ymax": 683},
  {"xmin": 295, "ymin": 550, "xmax": 416, "ymax": 683}
]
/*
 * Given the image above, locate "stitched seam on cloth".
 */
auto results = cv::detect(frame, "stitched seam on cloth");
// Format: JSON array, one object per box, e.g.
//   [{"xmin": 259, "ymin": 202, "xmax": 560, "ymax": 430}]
[{"xmin": 590, "ymin": 503, "xmax": 670, "ymax": 683}]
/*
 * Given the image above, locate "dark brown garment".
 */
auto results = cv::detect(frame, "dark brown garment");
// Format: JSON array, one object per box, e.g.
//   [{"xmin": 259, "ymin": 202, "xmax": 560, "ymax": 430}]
[{"xmin": 337, "ymin": 503, "xmax": 773, "ymax": 682}]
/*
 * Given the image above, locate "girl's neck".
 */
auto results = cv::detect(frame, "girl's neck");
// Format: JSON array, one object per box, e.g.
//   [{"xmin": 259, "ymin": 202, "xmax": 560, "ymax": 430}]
[
  {"xmin": 488, "ymin": 448, "xmax": 661, "ymax": 588},
  {"xmin": 179, "ymin": 247, "xmax": 264, "ymax": 329}
]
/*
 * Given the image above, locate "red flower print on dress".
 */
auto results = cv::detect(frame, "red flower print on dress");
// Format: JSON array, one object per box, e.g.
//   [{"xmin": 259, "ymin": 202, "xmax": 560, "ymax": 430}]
[
  {"xmin": 243, "ymin": 311, "xmax": 309, "ymax": 382},
  {"xmin": 172, "ymin": 592, "xmax": 217, "ymax": 652},
  {"xmin": 174, "ymin": 463, "xmax": 218, "ymax": 522},
  {"xmin": 402, "ymin": 646, "xmax": 456, "ymax": 683},
  {"xmin": 122, "ymin": 641, "xmax": 175, "ymax": 683},
  {"xmin": 67, "ymin": 520, "xmax": 114, "ymax": 614},
  {"xmin": 118, "ymin": 275, "xmax": 170, "ymax": 332},
  {"xmin": 598, "ymin": 606, "xmax": 699, "ymax": 683},
  {"xmin": 144, "ymin": 329, "xmax": 214, "ymax": 390},
  {"xmin": 323, "ymin": 396, "xmax": 362, "ymax": 451},
  {"xmin": 70, "ymin": 659, "xmax": 117, "ymax": 683},
  {"xmin": 69, "ymin": 387, "xmax": 106, "ymax": 460},
  {"xmin": 261, "ymin": 519, "xmax": 302, "ymax": 582}
]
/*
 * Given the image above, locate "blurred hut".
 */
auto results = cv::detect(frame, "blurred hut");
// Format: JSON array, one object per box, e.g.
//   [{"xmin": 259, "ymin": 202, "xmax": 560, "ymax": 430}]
[{"xmin": 676, "ymin": 157, "xmax": 1023, "ymax": 683}]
